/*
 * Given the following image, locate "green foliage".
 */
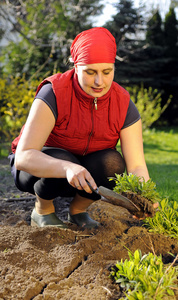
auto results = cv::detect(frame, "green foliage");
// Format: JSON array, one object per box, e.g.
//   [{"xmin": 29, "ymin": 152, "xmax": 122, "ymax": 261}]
[
  {"xmin": 0, "ymin": 0, "xmax": 103, "ymax": 78},
  {"xmin": 126, "ymin": 85, "xmax": 172, "ymax": 129},
  {"xmin": 110, "ymin": 249, "xmax": 177, "ymax": 299},
  {"xmin": 105, "ymin": 0, "xmax": 142, "ymax": 45},
  {"xmin": 104, "ymin": 2, "xmax": 177, "ymax": 125},
  {"xmin": 164, "ymin": 7, "xmax": 178, "ymax": 53},
  {"xmin": 111, "ymin": 173, "xmax": 160, "ymax": 203},
  {"xmin": 1, "ymin": 41, "xmax": 31, "ymax": 76},
  {"xmin": 0, "ymin": 76, "xmax": 40, "ymax": 142},
  {"xmin": 1, "ymin": 0, "xmax": 66, "ymax": 78},
  {"xmin": 142, "ymin": 127, "xmax": 178, "ymax": 202},
  {"xmin": 144, "ymin": 199, "xmax": 178, "ymax": 238},
  {"xmin": 111, "ymin": 172, "xmax": 178, "ymax": 238},
  {"xmin": 146, "ymin": 11, "xmax": 164, "ymax": 46},
  {"xmin": 0, "ymin": 143, "xmax": 11, "ymax": 158}
]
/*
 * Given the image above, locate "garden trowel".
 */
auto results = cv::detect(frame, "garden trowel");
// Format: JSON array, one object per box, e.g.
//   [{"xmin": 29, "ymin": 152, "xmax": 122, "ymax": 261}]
[{"xmin": 87, "ymin": 182, "xmax": 141, "ymax": 216}]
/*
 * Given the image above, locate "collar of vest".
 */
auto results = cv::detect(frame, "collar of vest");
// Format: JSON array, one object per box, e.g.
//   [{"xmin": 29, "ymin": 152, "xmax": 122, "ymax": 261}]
[{"xmin": 73, "ymin": 72, "xmax": 113, "ymax": 108}]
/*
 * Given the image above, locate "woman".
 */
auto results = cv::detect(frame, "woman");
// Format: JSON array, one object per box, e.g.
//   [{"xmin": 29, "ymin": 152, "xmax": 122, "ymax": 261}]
[{"xmin": 9, "ymin": 27, "xmax": 155, "ymax": 229}]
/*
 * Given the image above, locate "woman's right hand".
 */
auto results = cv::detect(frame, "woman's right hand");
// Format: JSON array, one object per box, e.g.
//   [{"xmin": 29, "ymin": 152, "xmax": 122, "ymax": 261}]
[{"xmin": 65, "ymin": 163, "xmax": 97, "ymax": 193}]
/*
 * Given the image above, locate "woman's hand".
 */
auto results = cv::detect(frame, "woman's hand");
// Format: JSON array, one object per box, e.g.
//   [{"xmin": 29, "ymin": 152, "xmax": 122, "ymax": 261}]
[{"xmin": 65, "ymin": 163, "xmax": 97, "ymax": 193}]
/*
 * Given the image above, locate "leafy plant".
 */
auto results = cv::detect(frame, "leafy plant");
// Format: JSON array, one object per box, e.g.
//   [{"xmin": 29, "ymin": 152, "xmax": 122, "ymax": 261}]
[
  {"xmin": 0, "ymin": 75, "xmax": 40, "ymax": 142},
  {"xmin": 110, "ymin": 249, "xmax": 177, "ymax": 299},
  {"xmin": 3, "ymin": 248, "xmax": 9, "ymax": 253},
  {"xmin": 110, "ymin": 173, "xmax": 160, "ymax": 203},
  {"xmin": 144, "ymin": 198, "xmax": 178, "ymax": 238},
  {"xmin": 126, "ymin": 85, "xmax": 172, "ymax": 130},
  {"xmin": 111, "ymin": 173, "xmax": 178, "ymax": 237}
]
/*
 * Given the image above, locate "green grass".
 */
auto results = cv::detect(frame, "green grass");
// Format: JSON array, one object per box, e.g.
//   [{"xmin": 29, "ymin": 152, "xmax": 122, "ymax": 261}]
[
  {"xmin": 143, "ymin": 127, "xmax": 178, "ymax": 202},
  {"xmin": 116, "ymin": 127, "xmax": 178, "ymax": 202}
]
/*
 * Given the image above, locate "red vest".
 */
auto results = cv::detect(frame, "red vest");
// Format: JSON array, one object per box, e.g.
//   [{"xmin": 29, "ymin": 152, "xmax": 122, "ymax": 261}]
[{"xmin": 12, "ymin": 69, "xmax": 130, "ymax": 155}]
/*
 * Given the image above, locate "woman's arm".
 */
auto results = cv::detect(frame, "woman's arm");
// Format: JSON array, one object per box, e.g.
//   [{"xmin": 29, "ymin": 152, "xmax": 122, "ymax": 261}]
[
  {"xmin": 15, "ymin": 99, "xmax": 96, "ymax": 192},
  {"xmin": 120, "ymin": 119, "xmax": 149, "ymax": 181},
  {"xmin": 120, "ymin": 120, "xmax": 159, "ymax": 219}
]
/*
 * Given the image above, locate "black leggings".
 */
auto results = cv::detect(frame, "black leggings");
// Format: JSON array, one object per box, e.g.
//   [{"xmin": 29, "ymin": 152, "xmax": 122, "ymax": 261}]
[{"xmin": 9, "ymin": 147, "xmax": 126, "ymax": 200}]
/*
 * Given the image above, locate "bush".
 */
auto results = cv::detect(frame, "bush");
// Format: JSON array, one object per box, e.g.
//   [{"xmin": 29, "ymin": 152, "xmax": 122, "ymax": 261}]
[
  {"xmin": 110, "ymin": 249, "xmax": 177, "ymax": 299},
  {"xmin": 144, "ymin": 198, "xmax": 178, "ymax": 238},
  {"xmin": 126, "ymin": 85, "xmax": 172, "ymax": 129},
  {"xmin": 111, "ymin": 173, "xmax": 160, "ymax": 203},
  {"xmin": 0, "ymin": 76, "xmax": 40, "ymax": 142}
]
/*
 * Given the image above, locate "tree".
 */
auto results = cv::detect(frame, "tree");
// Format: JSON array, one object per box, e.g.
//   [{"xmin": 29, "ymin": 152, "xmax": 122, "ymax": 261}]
[
  {"xmin": 146, "ymin": 11, "xmax": 165, "ymax": 46},
  {"xmin": 105, "ymin": 0, "xmax": 144, "ymax": 49},
  {"xmin": 130, "ymin": 7, "xmax": 178, "ymax": 125},
  {"xmin": 137, "ymin": 11, "xmax": 167, "ymax": 90},
  {"xmin": 0, "ymin": 0, "xmax": 103, "ymax": 78},
  {"xmin": 103, "ymin": 1, "xmax": 178, "ymax": 125},
  {"xmin": 164, "ymin": 7, "xmax": 177, "ymax": 55},
  {"xmin": 161, "ymin": 7, "xmax": 178, "ymax": 124},
  {"xmin": 104, "ymin": 0, "xmax": 145, "ymax": 85},
  {"xmin": 132, "ymin": 7, "xmax": 178, "ymax": 125}
]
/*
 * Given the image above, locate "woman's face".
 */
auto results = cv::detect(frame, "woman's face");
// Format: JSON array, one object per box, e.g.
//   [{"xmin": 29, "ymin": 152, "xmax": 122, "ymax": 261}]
[{"xmin": 75, "ymin": 63, "xmax": 114, "ymax": 97}]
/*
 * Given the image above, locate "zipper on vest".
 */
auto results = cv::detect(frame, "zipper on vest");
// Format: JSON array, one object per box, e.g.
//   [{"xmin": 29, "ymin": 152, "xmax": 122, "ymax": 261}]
[
  {"xmin": 94, "ymin": 97, "xmax": 97, "ymax": 110},
  {"xmin": 83, "ymin": 99, "xmax": 97, "ymax": 155}
]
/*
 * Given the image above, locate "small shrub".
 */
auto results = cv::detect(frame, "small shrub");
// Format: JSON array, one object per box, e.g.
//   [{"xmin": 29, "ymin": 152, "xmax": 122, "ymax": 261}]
[
  {"xmin": 110, "ymin": 173, "xmax": 160, "ymax": 203},
  {"xmin": 111, "ymin": 174, "xmax": 178, "ymax": 238},
  {"xmin": 144, "ymin": 198, "xmax": 178, "ymax": 238},
  {"xmin": 0, "ymin": 75, "xmax": 40, "ymax": 142},
  {"xmin": 126, "ymin": 85, "xmax": 172, "ymax": 129},
  {"xmin": 110, "ymin": 249, "xmax": 177, "ymax": 299}
]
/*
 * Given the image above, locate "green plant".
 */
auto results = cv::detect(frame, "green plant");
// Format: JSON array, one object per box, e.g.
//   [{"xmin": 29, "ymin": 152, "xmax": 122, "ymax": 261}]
[
  {"xmin": 142, "ymin": 127, "xmax": 178, "ymax": 202},
  {"xmin": 110, "ymin": 173, "xmax": 160, "ymax": 203},
  {"xmin": 3, "ymin": 248, "xmax": 9, "ymax": 253},
  {"xmin": 126, "ymin": 85, "xmax": 172, "ymax": 129},
  {"xmin": 144, "ymin": 198, "xmax": 178, "ymax": 238},
  {"xmin": 116, "ymin": 128, "xmax": 178, "ymax": 202},
  {"xmin": 0, "ymin": 75, "xmax": 40, "ymax": 142},
  {"xmin": 110, "ymin": 249, "xmax": 177, "ymax": 299}
]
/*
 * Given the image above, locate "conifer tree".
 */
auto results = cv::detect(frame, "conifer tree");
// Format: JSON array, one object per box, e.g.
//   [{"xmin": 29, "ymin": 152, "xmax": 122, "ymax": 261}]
[
  {"xmin": 104, "ymin": 0, "xmax": 144, "ymax": 85},
  {"xmin": 161, "ymin": 7, "xmax": 178, "ymax": 124},
  {"xmin": 164, "ymin": 7, "xmax": 177, "ymax": 56},
  {"xmin": 146, "ymin": 11, "xmax": 165, "ymax": 46},
  {"xmin": 105, "ymin": 0, "xmax": 143, "ymax": 50},
  {"xmin": 104, "ymin": 1, "xmax": 178, "ymax": 124}
]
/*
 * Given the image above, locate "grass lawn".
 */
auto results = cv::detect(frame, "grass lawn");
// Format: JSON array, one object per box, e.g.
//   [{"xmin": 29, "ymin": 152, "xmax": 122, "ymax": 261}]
[
  {"xmin": 116, "ymin": 127, "xmax": 178, "ymax": 202},
  {"xmin": 143, "ymin": 127, "xmax": 178, "ymax": 202}
]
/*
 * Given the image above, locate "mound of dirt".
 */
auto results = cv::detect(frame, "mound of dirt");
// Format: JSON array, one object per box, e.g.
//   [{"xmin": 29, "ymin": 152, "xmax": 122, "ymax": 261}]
[{"xmin": 0, "ymin": 159, "xmax": 177, "ymax": 300}]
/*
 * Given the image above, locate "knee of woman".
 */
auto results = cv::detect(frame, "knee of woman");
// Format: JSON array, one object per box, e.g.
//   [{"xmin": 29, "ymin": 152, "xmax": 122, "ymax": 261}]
[
  {"xmin": 100, "ymin": 149, "xmax": 126, "ymax": 176},
  {"xmin": 42, "ymin": 147, "xmax": 80, "ymax": 164}
]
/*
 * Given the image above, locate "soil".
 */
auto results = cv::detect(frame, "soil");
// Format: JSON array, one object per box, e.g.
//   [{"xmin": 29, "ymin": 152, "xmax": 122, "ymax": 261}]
[{"xmin": 0, "ymin": 158, "xmax": 177, "ymax": 300}]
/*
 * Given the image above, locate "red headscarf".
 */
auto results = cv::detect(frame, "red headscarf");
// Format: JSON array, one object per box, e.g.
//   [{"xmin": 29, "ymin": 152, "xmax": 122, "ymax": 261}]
[{"xmin": 70, "ymin": 27, "xmax": 116, "ymax": 65}]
